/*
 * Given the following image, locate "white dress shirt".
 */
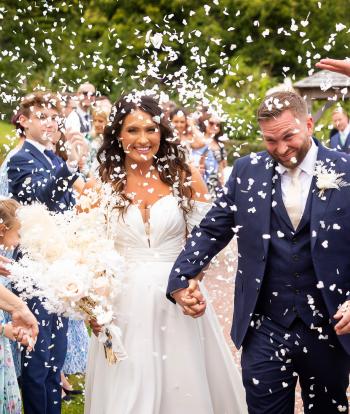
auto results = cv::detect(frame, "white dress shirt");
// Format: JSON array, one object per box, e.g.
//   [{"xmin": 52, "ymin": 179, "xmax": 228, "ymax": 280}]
[
  {"xmin": 26, "ymin": 139, "xmax": 53, "ymax": 165},
  {"xmin": 277, "ymin": 139, "xmax": 318, "ymax": 215},
  {"xmin": 65, "ymin": 107, "xmax": 91, "ymax": 133},
  {"xmin": 339, "ymin": 123, "xmax": 350, "ymax": 146},
  {"xmin": 26, "ymin": 139, "xmax": 77, "ymax": 174}
]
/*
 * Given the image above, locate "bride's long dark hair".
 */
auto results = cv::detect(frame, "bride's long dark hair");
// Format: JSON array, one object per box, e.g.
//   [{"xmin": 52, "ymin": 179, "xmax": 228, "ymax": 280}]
[{"xmin": 97, "ymin": 93, "xmax": 193, "ymax": 212}]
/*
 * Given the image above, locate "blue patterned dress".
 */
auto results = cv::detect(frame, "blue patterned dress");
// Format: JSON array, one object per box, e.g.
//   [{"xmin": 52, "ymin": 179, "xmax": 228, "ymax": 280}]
[
  {"xmin": 0, "ymin": 310, "xmax": 21, "ymax": 414},
  {"xmin": 62, "ymin": 319, "xmax": 89, "ymax": 375},
  {"xmin": 0, "ymin": 251, "xmax": 20, "ymax": 379},
  {"xmin": 0, "ymin": 250, "xmax": 21, "ymax": 413}
]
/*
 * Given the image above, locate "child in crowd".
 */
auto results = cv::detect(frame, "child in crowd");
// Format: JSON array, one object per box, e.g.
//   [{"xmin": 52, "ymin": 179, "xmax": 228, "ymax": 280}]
[{"xmin": 0, "ymin": 198, "xmax": 32, "ymax": 414}]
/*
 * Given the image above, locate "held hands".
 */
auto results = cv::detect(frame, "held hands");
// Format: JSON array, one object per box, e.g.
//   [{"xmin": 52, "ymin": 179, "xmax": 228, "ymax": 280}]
[
  {"xmin": 172, "ymin": 279, "xmax": 207, "ymax": 318},
  {"xmin": 334, "ymin": 300, "xmax": 350, "ymax": 335},
  {"xmin": 11, "ymin": 304, "xmax": 39, "ymax": 347},
  {"xmin": 10, "ymin": 325, "xmax": 35, "ymax": 351}
]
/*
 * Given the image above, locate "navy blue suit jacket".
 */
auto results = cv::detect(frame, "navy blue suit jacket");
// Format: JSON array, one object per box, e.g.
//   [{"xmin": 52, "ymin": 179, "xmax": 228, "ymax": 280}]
[
  {"xmin": 330, "ymin": 131, "xmax": 350, "ymax": 153},
  {"xmin": 7, "ymin": 141, "xmax": 77, "ymax": 211},
  {"xmin": 167, "ymin": 140, "xmax": 350, "ymax": 354}
]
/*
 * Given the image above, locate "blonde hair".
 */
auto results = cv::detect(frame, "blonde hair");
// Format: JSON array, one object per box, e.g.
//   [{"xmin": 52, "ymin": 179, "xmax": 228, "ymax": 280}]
[
  {"xmin": 92, "ymin": 109, "xmax": 109, "ymax": 121},
  {"xmin": 0, "ymin": 199, "xmax": 20, "ymax": 229}
]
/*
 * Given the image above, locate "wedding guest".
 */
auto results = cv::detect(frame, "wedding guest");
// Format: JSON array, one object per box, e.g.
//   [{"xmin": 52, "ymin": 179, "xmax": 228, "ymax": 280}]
[
  {"xmin": 169, "ymin": 107, "xmax": 206, "ymax": 165},
  {"xmin": 7, "ymin": 91, "xmax": 87, "ymax": 414},
  {"xmin": 50, "ymin": 127, "xmax": 89, "ymax": 399},
  {"xmin": 330, "ymin": 107, "xmax": 350, "ymax": 153},
  {"xmin": 94, "ymin": 95, "xmax": 112, "ymax": 115},
  {"xmin": 65, "ymin": 83, "xmax": 96, "ymax": 135},
  {"xmin": 61, "ymin": 316, "xmax": 88, "ymax": 396},
  {"xmin": 198, "ymin": 112, "xmax": 227, "ymax": 198},
  {"xmin": 85, "ymin": 109, "xmax": 109, "ymax": 174},
  {"xmin": 60, "ymin": 93, "xmax": 77, "ymax": 119},
  {"xmin": 0, "ymin": 198, "xmax": 37, "ymax": 414}
]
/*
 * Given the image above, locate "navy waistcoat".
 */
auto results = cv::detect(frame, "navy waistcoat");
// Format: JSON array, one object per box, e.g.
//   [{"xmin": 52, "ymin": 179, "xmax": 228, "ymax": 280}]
[{"xmin": 256, "ymin": 174, "xmax": 330, "ymax": 328}]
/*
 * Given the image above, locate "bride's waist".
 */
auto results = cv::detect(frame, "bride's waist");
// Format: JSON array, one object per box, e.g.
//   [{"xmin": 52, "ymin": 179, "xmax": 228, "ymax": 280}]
[{"xmin": 116, "ymin": 245, "xmax": 181, "ymax": 263}]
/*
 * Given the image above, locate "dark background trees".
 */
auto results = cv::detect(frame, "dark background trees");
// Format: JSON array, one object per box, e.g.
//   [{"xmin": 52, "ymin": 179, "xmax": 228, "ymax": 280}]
[{"xmin": 0, "ymin": 0, "xmax": 349, "ymax": 147}]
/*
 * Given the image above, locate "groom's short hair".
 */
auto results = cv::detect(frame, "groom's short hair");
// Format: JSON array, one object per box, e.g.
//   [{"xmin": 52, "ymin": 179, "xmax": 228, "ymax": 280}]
[{"xmin": 257, "ymin": 91, "xmax": 308, "ymax": 121}]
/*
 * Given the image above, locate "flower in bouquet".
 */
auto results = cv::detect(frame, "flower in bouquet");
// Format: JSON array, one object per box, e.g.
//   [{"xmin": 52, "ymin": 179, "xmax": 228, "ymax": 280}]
[{"xmin": 9, "ymin": 195, "xmax": 127, "ymax": 364}]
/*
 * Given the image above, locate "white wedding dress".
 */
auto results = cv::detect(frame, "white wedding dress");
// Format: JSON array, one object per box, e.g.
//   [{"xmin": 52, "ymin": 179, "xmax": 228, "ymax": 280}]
[{"xmin": 84, "ymin": 195, "xmax": 247, "ymax": 414}]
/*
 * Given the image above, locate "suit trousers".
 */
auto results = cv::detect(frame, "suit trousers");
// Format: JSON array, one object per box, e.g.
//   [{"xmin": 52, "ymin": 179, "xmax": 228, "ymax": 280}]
[
  {"xmin": 241, "ymin": 316, "xmax": 350, "ymax": 414},
  {"xmin": 21, "ymin": 299, "xmax": 68, "ymax": 414}
]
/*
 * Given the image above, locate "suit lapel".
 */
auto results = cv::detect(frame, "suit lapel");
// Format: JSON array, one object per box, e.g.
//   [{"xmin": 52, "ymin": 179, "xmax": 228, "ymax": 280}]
[
  {"xmin": 344, "ymin": 132, "xmax": 350, "ymax": 150},
  {"xmin": 23, "ymin": 141, "xmax": 52, "ymax": 170},
  {"xmin": 310, "ymin": 142, "xmax": 338, "ymax": 250},
  {"xmin": 255, "ymin": 155, "xmax": 275, "ymax": 256}
]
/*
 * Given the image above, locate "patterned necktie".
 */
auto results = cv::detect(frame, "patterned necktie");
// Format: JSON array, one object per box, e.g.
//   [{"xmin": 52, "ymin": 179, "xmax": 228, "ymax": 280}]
[{"xmin": 284, "ymin": 167, "xmax": 302, "ymax": 230}]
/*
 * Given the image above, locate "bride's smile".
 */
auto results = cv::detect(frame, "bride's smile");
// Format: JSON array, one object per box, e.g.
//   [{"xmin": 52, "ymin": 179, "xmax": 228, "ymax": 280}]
[{"xmin": 119, "ymin": 109, "xmax": 161, "ymax": 164}]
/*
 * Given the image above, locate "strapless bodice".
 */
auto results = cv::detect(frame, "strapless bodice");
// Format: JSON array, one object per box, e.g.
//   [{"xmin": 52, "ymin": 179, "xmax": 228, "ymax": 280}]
[{"xmin": 110, "ymin": 195, "xmax": 210, "ymax": 263}]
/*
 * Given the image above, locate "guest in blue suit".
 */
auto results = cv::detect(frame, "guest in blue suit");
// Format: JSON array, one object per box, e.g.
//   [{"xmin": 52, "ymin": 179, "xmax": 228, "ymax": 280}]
[
  {"xmin": 7, "ymin": 92, "xmax": 87, "ymax": 414},
  {"xmin": 330, "ymin": 107, "xmax": 350, "ymax": 153},
  {"xmin": 167, "ymin": 91, "xmax": 350, "ymax": 414}
]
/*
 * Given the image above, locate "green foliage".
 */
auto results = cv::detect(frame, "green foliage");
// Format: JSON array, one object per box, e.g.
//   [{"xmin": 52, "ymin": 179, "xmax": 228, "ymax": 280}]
[
  {"xmin": 0, "ymin": 121, "xmax": 16, "ymax": 162},
  {"xmin": 0, "ymin": 0, "xmax": 349, "ymax": 148}
]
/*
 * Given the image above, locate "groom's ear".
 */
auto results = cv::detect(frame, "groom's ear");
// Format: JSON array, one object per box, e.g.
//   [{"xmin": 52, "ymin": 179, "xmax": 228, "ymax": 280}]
[
  {"xmin": 306, "ymin": 115, "xmax": 314, "ymax": 136},
  {"xmin": 0, "ymin": 223, "xmax": 6, "ymax": 237}
]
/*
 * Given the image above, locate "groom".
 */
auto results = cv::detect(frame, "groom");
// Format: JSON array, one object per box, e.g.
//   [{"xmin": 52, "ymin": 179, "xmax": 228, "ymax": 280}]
[{"xmin": 167, "ymin": 91, "xmax": 350, "ymax": 414}]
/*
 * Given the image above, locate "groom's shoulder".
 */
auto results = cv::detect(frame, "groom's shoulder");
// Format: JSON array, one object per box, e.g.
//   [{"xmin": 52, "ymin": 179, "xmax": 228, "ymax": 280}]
[
  {"xmin": 234, "ymin": 150, "xmax": 271, "ymax": 173},
  {"xmin": 320, "ymin": 144, "xmax": 350, "ymax": 172}
]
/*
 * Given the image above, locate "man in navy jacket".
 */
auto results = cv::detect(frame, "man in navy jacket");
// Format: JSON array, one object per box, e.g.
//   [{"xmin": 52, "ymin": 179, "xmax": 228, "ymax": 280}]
[
  {"xmin": 7, "ymin": 92, "xmax": 87, "ymax": 414},
  {"xmin": 167, "ymin": 91, "xmax": 350, "ymax": 414},
  {"xmin": 330, "ymin": 107, "xmax": 350, "ymax": 153}
]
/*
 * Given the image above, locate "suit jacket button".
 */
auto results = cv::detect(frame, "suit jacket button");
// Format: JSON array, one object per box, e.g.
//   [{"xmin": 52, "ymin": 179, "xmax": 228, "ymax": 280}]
[{"xmin": 256, "ymin": 287, "xmax": 260, "ymax": 292}]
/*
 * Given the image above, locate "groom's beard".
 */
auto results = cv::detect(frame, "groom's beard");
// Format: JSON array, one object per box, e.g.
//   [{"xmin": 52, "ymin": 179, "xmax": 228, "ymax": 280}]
[{"xmin": 268, "ymin": 136, "xmax": 312, "ymax": 169}]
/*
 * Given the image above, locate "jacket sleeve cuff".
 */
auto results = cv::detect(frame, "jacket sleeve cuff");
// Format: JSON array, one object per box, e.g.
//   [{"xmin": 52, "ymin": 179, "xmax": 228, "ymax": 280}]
[{"xmin": 166, "ymin": 277, "xmax": 190, "ymax": 304}]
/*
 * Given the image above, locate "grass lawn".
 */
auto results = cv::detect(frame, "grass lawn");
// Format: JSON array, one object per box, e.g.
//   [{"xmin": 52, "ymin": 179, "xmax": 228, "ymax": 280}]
[{"xmin": 61, "ymin": 374, "xmax": 85, "ymax": 414}]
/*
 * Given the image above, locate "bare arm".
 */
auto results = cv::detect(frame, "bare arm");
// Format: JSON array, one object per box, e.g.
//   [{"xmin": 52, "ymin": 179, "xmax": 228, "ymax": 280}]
[{"xmin": 0, "ymin": 285, "xmax": 38, "ymax": 342}]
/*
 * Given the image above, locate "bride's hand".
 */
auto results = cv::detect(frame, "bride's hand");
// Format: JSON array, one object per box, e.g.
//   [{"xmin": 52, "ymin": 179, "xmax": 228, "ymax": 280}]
[{"xmin": 89, "ymin": 319, "xmax": 103, "ymax": 337}]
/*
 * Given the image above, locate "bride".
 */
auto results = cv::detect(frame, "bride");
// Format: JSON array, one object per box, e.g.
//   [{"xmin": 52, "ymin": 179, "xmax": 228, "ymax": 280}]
[{"xmin": 84, "ymin": 93, "xmax": 247, "ymax": 414}]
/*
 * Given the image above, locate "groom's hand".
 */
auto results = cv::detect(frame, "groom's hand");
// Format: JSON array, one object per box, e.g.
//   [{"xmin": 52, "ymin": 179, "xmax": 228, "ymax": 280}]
[
  {"xmin": 334, "ymin": 300, "xmax": 350, "ymax": 335},
  {"xmin": 172, "ymin": 279, "xmax": 206, "ymax": 318}
]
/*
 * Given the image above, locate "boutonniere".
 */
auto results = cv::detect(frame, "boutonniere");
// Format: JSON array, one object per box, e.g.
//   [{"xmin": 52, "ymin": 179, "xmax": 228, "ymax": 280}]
[{"xmin": 314, "ymin": 161, "xmax": 350, "ymax": 198}]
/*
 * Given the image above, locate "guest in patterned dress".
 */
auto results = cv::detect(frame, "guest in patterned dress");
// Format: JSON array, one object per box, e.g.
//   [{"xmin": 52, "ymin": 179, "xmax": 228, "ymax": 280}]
[{"xmin": 0, "ymin": 198, "xmax": 35, "ymax": 413}]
